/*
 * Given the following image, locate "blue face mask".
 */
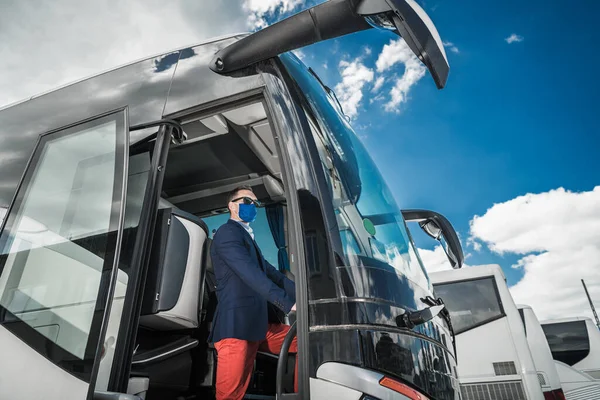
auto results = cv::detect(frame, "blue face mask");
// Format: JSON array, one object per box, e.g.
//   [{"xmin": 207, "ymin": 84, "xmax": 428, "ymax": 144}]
[{"xmin": 238, "ymin": 203, "xmax": 257, "ymax": 223}]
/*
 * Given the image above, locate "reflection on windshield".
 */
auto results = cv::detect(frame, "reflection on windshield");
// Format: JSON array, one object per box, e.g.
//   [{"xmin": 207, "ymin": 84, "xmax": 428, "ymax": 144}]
[{"xmin": 282, "ymin": 53, "xmax": 430, "ymax": 291}]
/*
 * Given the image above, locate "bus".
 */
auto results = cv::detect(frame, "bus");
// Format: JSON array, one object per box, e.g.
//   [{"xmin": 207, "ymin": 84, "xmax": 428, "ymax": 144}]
[
  {"xmin": 517, "ymin": 305, "xmax": 566, "ymax": 400},
  {"xmin": 430, "ymin": 265, "xmax": 545, "ymax": 400},
  {"xmin": 0, "ymin": 1, "xmax": 464, "ymax": 399},
  {"xmin": 541, "ymin": 317, "xmax": 600, "ymax": 380}
]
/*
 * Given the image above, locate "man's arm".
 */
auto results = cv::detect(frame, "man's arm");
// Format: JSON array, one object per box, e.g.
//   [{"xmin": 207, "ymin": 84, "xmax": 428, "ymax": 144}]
[
  {"xmin": 214, "ymin": 229, "xmax": 295, "ymax": 313},
  {"xmin": 264, "ymin": 260, "xmax": 296, "ymax": 303}
]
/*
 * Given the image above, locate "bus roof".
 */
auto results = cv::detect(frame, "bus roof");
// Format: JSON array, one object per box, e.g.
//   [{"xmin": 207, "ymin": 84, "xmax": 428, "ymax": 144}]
[
  {"xmin": 0, "ymin": 33, "xmax": 267, "ymax": 210},
  {"xmin": 541, "ymin": 316, "xmax": 595, "ymax": 324},
  {"xmin": 0, "ymin": 33, "xmax": 247, "ymax": 113},
  {"xmin": 429, "ymin": 264, "xmax": 506, "ymax": 284}
]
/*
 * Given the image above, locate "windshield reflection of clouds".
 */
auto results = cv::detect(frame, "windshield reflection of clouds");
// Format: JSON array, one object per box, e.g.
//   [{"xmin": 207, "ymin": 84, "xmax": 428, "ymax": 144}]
[{"xmin": 281, "ymin": 53, "xmax": 431, "ymax": 296}]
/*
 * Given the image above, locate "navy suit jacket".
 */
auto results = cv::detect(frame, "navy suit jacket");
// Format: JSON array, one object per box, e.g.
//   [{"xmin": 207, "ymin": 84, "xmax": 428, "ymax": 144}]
[{"xmin": 208, "ymin": 219, "xmax": 296, "ymax": 343}]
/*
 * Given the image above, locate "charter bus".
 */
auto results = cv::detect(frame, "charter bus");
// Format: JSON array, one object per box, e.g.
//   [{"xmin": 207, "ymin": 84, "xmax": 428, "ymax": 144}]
[
  {"xmin": 0, "ymin": 1, "xmax": 465, "ymax": 399},
  {"xmin": 517, "ymin": 305, "xmax": 566, "ymax": 400},
  {"xmin": 430, "ymin": 265, "xmax": 545, "ymax": 400},
  {"xmin": 519, "ymin": 307, "xmax": 600, "ymax": 400},
  {"xmin": 541, "ymin": 317, "xmax": 600, "ymax": 380}
]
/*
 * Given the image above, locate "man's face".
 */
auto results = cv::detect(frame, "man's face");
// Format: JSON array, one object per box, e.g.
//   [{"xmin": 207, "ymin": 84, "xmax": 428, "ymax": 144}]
[{"xmin": 229, "ymin": 189, "xmax": 258, "ymax": 221}]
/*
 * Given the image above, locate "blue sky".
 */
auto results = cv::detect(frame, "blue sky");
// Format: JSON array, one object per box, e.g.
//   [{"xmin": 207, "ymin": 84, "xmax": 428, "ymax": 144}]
[{"xmin": 261, "ymin": 0, "xmax": 600, "ymax": 291}]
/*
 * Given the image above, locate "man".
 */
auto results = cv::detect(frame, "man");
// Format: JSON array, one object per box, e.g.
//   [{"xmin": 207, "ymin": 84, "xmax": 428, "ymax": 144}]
[{"xmin": 208, "ymin": 186, "xmax": 297, "ymax": 400}]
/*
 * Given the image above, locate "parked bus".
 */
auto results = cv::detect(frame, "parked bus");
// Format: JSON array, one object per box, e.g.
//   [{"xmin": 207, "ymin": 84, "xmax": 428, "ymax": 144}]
[
  {"xmin": 541, "ymin": 317, "xmax": 600, "ymax": 380},
  {"xmin": 517, "ymin": 305, "xmax": 566, "ymax": 400},
  {"xmin": 0, "ymin": 1, "xmax": 464, "ymax": 399},
  {"xmin": 430, "ymin": 265, "xmax": 545, "ymax": 400}
]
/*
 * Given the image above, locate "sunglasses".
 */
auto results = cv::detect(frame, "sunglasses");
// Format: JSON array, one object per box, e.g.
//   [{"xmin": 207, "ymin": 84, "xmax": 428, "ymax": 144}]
[{"xmin": 231, "ymin": 196, "xmax": 262, "ymax": 207}]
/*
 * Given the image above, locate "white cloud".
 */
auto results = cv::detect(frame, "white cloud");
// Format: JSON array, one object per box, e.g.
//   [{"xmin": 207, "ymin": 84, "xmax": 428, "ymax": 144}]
[
  {"xmin": 292, "ymin": 49, "xmax": 306, "ymax": 60},
  {"xmin": 322, "ymin": 63, "xmax": 328, "ymax": 70},
  {"xmin": 334, "ymin": 59, "xmax": 374, "ymax": 119},
  {"xmin": 364, "ymin": 46, "xmax": 372, "ymax": 56},
  {"xmin": 372, "ymin": 76, "xmax": 385, "ymax": 92},
  {"xmin": 470, "ymin": 187, "xmax": 600, "ymax": 321},
  {"xmin": 505, "ymin": 33, "xmax": 524, "ymax": 44},
  {"xmin": 443, "ymin": 41, "xmax": 460, "ymax": 54},
  {"xmin": 243, "ymin": 0, "xmax": 304, "ymax": 29},
  {"xmin": 419, "ymin": 246, "xmax": 455, "ymax": 273},
  {"xmin": 0, "ymin": 0, "xmax": 249, "ymax": 108},
  {"xmin": 375, "ymin": 39, "xmax": 426, "ymax": 112},
  {"xmin": 467, "ymin": 237, "xmax": 482, "ymax": 252}
]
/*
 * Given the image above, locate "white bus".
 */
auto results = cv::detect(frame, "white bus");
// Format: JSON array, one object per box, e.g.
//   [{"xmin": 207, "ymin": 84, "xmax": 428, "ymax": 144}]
[
  {"xmin": 430, "ymin": 265, "xmax": 545, "ymax": 400},
  {"xmin": 517, "ymin": 305, "xmax": 566, "ymax": 399},
  {"xmin": 541, "ymin": 317, "xmax": 600, "ymax": 380}
]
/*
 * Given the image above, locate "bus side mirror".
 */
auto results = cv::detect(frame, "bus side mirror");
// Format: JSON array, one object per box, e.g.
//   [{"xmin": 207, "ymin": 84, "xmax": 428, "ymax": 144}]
[
  {"xmin": 402, "ymin": 209, "xmax": 464, "ymax": 269},
  {"xmin": 211, "ymin": 0, "xmax": 449, "ymax": 88}
]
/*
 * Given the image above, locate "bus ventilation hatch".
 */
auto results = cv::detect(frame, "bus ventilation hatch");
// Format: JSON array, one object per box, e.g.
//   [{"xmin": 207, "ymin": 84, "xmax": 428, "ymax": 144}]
[
  {"xmin": 492, "ymin": 361, "xmax": 517, "ymax": 376},
  {"xmin": 537, "ymin": 372, "xmax": 547, "ymax": 386},
  {"xmin": 460, "ymin": 381, "xmax": 526, "ymax": 400}
]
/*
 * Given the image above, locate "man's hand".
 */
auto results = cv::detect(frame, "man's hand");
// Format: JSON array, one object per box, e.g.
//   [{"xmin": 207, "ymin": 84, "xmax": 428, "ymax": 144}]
[{"xmin": 290, "ymin": 303, "xmax": 296, "ymax": 312}]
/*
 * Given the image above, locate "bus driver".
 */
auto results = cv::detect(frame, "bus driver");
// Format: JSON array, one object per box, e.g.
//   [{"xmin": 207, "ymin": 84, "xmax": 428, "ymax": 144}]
[{"xmin": 208, "ymin": 186, "xmax": 298, "ymax": 400}]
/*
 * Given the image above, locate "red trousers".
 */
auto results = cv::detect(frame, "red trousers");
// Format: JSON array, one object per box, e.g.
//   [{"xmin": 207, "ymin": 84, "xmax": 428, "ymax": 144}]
[{"xmin": 214, "ymin": 323, "xmax": 298, "ymax": 400}]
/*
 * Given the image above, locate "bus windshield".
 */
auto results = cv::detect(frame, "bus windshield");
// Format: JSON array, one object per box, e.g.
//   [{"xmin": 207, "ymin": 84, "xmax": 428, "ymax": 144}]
[{"xmin": 282, "ymin": 53, "xmax": 431, "ymax": 306}]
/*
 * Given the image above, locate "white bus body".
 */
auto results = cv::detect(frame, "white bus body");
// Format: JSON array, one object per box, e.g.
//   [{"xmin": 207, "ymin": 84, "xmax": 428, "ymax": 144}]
[
  {"xmin": 553, "ymin": 360, "xmax": 600, "ymax": 399},
  {"xmin": 430, "ymin": 265, "xmax": 545, "ymax": 400},
  {"xmin": 517, "ymin": 305, "xmax": 566, "ymax": 399},
  {"xmin": 541, "ymin": 317, "xmax": 600, "ymax": 380}
]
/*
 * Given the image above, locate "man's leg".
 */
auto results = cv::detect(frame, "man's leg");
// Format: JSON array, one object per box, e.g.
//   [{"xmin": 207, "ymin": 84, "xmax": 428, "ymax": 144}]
[
  {"xmin": 259, "ymin": 323, "xmax": 299, "ymax": 392},
  {"xmin": 214, "ymin": 338, "xmax": 259, "ymax": 400}
]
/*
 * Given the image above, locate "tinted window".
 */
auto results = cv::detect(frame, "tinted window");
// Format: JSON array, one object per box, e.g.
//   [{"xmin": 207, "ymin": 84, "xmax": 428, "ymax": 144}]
[
  {"xmin": 433, "ymin": 277, "xmax": 504, "ymax": 334},
  {"xmin": 0, "ymin": 111, "xmax": 127, "ymax": 381},
  {"xmin": 203, "ymin": 208, "xmax": 280, "ymax": 268},
  {"xmin": 281, "ymin": 54, "xmax": 430, "ymax": 296},
  {"xmin": 542, "ymin": 321, "xmax": 590, "ymax": 365}
]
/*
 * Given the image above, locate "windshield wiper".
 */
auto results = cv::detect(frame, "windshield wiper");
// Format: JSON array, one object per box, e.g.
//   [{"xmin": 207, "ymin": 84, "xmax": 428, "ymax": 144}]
[
  {"xmin": 395, "ymin": 304, "xmax": 445, "ymax": 330},
  {"xmin": 307, "ymin": 67, "xmax": 348, "ymax": 119},
  {"xmin": 421, "ymin": 295, "xmax": 457, "ymax": 362}
]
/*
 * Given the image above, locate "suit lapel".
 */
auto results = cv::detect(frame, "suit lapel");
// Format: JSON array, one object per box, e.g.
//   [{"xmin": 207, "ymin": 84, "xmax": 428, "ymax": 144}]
[{"xmin": 227, "ymin": 219, "xmax": 266, "ymax": 271}]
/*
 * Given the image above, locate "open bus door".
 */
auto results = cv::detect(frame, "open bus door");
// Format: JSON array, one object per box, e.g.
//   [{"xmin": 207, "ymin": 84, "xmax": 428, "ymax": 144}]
[{"xmin": 0, "ymin": 109, "xmax": 132, "ymax": 400}]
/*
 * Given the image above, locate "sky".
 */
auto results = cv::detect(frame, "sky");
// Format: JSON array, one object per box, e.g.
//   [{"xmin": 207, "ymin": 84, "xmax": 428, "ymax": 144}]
[{"xmin": 0, "ymin": 0, "xmax": 598, "ymax": 322}]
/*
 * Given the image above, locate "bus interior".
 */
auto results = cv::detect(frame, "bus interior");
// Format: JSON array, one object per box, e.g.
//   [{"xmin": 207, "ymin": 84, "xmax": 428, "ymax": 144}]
[{"xmin": 126, "ymin": 95, "xmax": 296, "ymax": 399}]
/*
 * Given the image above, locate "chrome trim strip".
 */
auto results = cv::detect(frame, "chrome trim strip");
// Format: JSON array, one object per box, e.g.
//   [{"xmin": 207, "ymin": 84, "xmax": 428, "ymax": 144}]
[{"xmin": 131, "ymin": 341, "xmax": 197, "ymax": 365}]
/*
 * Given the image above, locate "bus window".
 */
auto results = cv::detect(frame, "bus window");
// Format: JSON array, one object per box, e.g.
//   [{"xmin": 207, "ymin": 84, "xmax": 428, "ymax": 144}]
[
  {"xmin": 433, "ymin": 277, "xmax": 505, "ymax": 334},
  {"xmin": 282, "ymin": 54, "xmax": 431, "ymax": 308},
  {"xmin": 542, "ymin": 321, "xmax": 590, "ymax": 366},
  {"xmin": 203, "ymin": 207, "xmax": 281, "ymax": 269}
]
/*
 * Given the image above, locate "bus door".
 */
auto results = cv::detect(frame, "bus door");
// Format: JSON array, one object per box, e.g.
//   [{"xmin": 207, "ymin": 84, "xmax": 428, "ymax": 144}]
[{"xmin": 0, "ymin": 109, "xmax": 130, "ymax": 400}]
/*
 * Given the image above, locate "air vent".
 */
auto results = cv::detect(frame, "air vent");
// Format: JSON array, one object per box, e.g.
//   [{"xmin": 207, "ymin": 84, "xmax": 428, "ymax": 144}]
[
  {"xmin": 460, "ymin": 381, "xmax": 526, "ymax": 400},
  {"xmin": 537, "ymin": 372, "xmax": 547, "ymax": 387},
  {"xmin": 493, "ymin": 361, "xmax": 517, "ymax": 376}
]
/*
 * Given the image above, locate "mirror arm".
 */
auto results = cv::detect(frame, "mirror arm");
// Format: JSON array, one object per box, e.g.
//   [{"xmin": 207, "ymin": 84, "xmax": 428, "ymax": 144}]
[{"xmin": 210, "ymin": 0, "xmax": 372, "ymax": 74}]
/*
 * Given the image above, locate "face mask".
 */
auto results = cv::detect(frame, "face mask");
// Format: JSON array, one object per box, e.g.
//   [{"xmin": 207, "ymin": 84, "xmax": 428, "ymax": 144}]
[{"xmin": 238, "ymin": 203, "xmax": 257, "ymax": 223}]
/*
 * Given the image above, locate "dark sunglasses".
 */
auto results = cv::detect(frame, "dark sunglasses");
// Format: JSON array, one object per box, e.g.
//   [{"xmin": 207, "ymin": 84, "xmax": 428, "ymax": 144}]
[{"xmin": 231, "ymin": 196, "xmax": 262, "ymax": 207}]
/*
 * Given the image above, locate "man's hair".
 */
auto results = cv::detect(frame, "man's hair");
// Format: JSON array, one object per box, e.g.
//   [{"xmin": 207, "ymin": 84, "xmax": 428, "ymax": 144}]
[{"xmin": 227, "ymin": 185, "xmax": 254, "ymax": 204}]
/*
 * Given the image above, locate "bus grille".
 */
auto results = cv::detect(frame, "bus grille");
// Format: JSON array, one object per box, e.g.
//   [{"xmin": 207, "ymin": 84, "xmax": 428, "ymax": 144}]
[
  {"xmin": 567, "ymin": 384, "xmax": 600, "ymax": 400},
  {"xmin": 492, "ymin": 362, "xmax": 517, "ymax": 376},
  {"xmin": 460, "ymin": 381, "xmax": 526, "ymax": 400}
]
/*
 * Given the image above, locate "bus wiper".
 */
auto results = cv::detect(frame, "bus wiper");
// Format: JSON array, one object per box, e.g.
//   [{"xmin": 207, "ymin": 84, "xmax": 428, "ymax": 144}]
[
  {"xmin": 421, "ymin": 295, "xmax": 457, "ymax": 361},
  {"xmin": 396, "ymin": 304, "xmax": 445, "ymax": 330},
  {"xmin": 308, "ymin": 67, "xmax": 347, "ymax": 118}
]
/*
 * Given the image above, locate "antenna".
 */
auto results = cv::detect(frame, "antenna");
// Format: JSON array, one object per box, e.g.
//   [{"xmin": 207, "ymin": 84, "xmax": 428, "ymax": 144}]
[{"xmin": 582, "ymin": 279, "xmax": 600, "ymax": 330}]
